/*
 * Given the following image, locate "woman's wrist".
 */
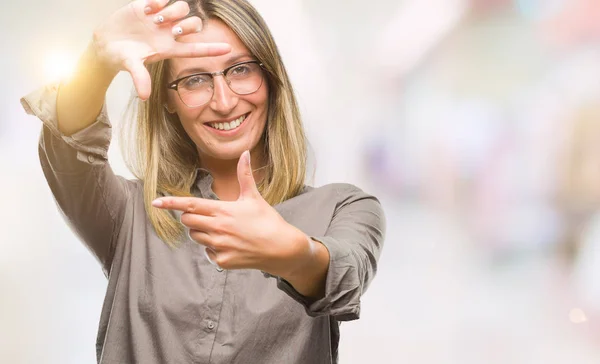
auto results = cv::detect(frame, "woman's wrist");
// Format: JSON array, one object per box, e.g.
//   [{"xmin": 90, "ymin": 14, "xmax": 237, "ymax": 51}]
[
  {"xmin": 277, "ymin": 229, "xmax": 330, "ymax": 299},
  {"xmin": 85, "ymin": 39, "xmax": 120, "ymax": 84}
]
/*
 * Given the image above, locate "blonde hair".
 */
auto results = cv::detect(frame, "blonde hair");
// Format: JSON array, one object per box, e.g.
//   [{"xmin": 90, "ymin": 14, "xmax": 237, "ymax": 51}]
[{"xmin": 121, "ymin": 0, "xmax": 307, "ymax": 246}]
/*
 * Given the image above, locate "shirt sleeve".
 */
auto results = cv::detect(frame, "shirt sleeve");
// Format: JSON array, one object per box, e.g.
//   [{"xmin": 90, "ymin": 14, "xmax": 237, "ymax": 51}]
[
  {"xmin": 20, "ymin": 83, "xmax": 131, "ymax": 276},
  {"xmin": 276, "ymin": 184, "xmax": 386, "ymax": 321}
]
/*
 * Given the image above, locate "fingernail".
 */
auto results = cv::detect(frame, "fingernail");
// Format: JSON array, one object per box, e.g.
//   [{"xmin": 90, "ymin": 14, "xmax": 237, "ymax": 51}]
[
  {"xmin": 172, "ymin": 26, "xmax": 183, "ymax": 36},
  {"xmin": 144, "ymin": 6, "xmax": 152, "ymax": 14},
  {"xmin": 196, "ymin": 25, "xmax": 203, "ymax": 33},
  {"xmin": 154, "ymin": 15, "xmax": 164, "ymax": 23},
  {"xmin": 151, "ymin": 199, "xmax": 163, "ymax": 207},
  {"xmin": 245, "ymin": 150, "xmax": 251, "ymax": 167}
]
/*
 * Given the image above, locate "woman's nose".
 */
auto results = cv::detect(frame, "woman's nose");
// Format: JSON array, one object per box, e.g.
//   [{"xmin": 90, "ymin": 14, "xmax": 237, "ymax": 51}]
[{"xmin": 209, "ymin": 75, "xmax": 238, "ymax": 114}]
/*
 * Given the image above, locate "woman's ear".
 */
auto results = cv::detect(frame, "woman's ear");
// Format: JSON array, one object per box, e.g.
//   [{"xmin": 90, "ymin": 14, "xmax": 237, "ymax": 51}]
[
  {"xmin": 164, "ymin": 102, "xmax": 176, "ymax": 114},
  {"xmin": 164, "ymin": 87, "xmax": 177, "ymax": 113}
]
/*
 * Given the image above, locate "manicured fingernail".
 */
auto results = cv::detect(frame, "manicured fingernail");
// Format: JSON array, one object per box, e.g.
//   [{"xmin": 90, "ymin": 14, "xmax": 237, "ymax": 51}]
[
  {"xmin": 172, "ymin": 26, "xmax": 183, "ymax": 36},
  {"xmin": 144, "ymin": 6, "xmax": 152, "ymax": 14},
  {"xmin": 151, "ymin": 199, "xmax": 163, "ymax": 207},
  {"xmin": 154, "ymin": 15, "xmax": 164, "ymax": 23}
]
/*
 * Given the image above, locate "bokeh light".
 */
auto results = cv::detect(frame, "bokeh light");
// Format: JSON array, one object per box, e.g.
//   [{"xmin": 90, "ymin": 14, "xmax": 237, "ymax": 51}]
[{"xmin": 42, "ymin": 50, "xmax": 77, "ymax": 83}]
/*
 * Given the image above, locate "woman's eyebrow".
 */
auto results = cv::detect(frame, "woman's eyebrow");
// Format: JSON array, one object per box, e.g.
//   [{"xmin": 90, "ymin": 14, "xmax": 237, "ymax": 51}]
[
  {"xmin": 225, "ymin": 53, "xmax": 253, "ymax": 64},
  {"xmin": 175, "ymin": 54, "xmax": 254, "ymax": 79}
]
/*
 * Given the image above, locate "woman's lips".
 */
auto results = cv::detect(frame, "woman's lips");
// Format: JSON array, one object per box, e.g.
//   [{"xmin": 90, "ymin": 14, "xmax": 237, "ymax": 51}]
[{"xmin": 204, "ymin": 112, "xmax": 250, "ymax": 135}]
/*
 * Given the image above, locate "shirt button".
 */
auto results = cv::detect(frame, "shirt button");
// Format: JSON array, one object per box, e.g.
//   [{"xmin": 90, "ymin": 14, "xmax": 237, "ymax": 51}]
[
  {"xmin": 87, "ymin": 155, "xmax": 95, "ymax": 163},
  {"xmin": 216, "ymin": 266, "xmax": 224, "ymax": 272},
  {"xmin": 207, "ymin": 321, "xmax": 215, "ymax": 330}
]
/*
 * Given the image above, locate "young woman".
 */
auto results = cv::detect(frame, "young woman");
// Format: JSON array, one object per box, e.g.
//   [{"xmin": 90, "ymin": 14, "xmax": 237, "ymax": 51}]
[{"xmin": 21, "ymin": 0, "xmax": 385, "ymax": 363}]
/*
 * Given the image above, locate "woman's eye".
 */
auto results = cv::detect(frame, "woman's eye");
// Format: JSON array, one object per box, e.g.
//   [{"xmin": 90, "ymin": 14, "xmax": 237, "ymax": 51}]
[
  {"xmin": 183, "ymin": 75, "xmax": 209, "ymax": 88},
  {"xmin": 231, "ymin": 66, "xmax": 250, "ymax": 76}
]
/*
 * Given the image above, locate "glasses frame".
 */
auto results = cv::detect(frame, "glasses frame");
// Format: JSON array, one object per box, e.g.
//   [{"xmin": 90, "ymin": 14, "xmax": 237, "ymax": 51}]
[{"xmin": 167, "ymin": 60, "xmax": 265, "ymax": 107}]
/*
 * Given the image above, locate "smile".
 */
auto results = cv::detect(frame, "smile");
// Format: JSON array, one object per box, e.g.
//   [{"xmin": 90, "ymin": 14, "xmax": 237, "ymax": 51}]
[{"xmin": 207, "ymin": 113, "xmax": 248, "ymax": 131}]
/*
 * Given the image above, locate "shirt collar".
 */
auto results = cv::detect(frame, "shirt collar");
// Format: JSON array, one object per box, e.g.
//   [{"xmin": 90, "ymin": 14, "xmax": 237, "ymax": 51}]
[{"xmin": 191, "ymin": 167, "xmax": 219, "ymax": 200}]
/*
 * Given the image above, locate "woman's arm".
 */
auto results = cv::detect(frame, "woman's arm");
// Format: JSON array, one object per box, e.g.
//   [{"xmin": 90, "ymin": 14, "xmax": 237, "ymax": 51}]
[
  {"xmin": 21, "ymin": 40, "xmax": 126, "ymax": 276},
  {"xmin": 21, "ymin": 53, "xmax": 129, "ymax": 275}
]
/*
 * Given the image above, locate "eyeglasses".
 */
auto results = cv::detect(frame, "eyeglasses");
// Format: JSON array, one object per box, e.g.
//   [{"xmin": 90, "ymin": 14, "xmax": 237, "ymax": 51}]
[{"xmin": 167, "ymin": 60, "xmax": 265, "ymax": 108}]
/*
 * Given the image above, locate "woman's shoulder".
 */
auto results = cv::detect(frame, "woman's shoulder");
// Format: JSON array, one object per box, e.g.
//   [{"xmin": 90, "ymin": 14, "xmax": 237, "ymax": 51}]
[
  {"xmin": 296, "ymin": 182, "xmax": 384, "ymax": 226},
  {"xmin": 303, "ymin": 182, "xmax": 360, "ymax": 192},
  {"xmin": 300, "ymin": 182, "xmax": 377, "ymax": 202}
]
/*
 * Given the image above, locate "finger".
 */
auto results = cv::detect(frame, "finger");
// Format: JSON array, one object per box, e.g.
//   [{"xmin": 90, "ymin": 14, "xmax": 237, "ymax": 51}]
[
  {"xmin": 152, "ymin": 0, "xmax": 190, "ymax": 25},
  {"xmin": 152, "ymin": 196, "xmax": 223, "ymax": 215},
  {"xmin": 171, "ymin": 16, "xmax": 203, "ymax": 37},
  {"xmin": 180, "ymin": 212, "xmax": 214, "ymax": 231},
  {"xmin": 237, "ymin": 150, "xmax": 259, "ymax": 200},
  {"xmin": 124, "ymin": 58, "xmax": 152, "ymax": 100},
  {"xmin": 143, "ymin": 0, "xmax": 170, "ymax": 15},
  {"xmin": 204, "ymin": 247, "xmax": 221, "ymax": 267},
  {"xmin": 167, "ymin": 42, "xmax": 231, "ymax": 58},
  {"xmin": 205, "ymin": 247, "xmax": 230, "ymax": 270},
  {"xmin": 212, "ymin": 252, "xmax": 243, "ymax": 270},
  {"xmin": 188, "ymin": 229, "xmax": 215, "ymax": 249}
]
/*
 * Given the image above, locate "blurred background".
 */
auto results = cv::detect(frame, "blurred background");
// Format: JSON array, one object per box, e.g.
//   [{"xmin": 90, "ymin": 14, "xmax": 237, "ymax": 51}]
[{"xmin": 3, "ymin": 0, "xmax": 600, "ymax": 362}]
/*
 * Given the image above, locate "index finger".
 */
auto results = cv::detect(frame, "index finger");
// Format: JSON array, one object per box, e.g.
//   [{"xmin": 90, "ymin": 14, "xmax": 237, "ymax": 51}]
[
  {"xmin": 151, "ymin": 196, "xmax": 223, "ymax": 215},
  {"xmin": 168, "ymin": 42, "xmax": 231, "ymax": 58}
]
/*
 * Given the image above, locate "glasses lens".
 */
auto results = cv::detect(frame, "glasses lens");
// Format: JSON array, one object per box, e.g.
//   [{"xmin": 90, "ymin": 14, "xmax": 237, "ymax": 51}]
[
  {"xmin": 178, "ymin": 74, "xmax": 213, "ymax": 107},
  {"xmin": 226, "ymin": 62, "xmax": 264, "ymax": 95}
]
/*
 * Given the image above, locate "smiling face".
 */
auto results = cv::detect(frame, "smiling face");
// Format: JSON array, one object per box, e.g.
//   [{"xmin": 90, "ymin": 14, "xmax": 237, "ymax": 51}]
[{"xmin": 166, "ymin": 19, "xmax": 269, "ymax": 163}]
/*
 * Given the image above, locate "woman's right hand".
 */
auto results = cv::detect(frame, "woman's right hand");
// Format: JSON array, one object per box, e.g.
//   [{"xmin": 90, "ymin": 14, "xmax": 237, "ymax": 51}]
[{"xmin": 91, "ymin": 0, "xmax": 231, "ymax": 100}]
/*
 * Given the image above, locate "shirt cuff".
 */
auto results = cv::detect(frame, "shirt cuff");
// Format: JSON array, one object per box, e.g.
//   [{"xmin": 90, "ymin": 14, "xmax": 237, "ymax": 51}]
[
  {"xmin": 20, "ymin": 83, "xmax": 112, "ymax": 165},
  {"xmin": 275, "ymin": 235, "xmax": 361, "ymax": 322}
]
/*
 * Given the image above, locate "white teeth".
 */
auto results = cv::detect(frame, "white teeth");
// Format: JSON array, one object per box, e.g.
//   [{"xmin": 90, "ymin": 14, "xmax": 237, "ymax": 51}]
[{"xmin": 209, "ymin": 114, "xmax": 247, "ymax": 131}]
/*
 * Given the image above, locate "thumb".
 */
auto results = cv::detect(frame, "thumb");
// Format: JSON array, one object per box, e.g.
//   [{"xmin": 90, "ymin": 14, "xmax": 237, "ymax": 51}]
[
  {"xmin": 124, "ymin": 58, "xmax": 152, "ymax": 101},
  {"xmin": 237, "ymin": 150, "xmax": 259, "ymax": 199}
]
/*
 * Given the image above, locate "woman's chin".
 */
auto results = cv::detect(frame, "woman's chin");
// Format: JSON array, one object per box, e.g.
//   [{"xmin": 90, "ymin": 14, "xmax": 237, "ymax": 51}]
[{"xmin": 199, "ymin": 144, "xmax": 256, "ymax": 162}]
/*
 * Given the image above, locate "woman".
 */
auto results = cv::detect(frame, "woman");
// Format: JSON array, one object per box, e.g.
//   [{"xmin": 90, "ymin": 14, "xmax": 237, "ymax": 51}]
[{"xmin": 21, "ymin": 0, "xmax": 385, "ymax": 363}]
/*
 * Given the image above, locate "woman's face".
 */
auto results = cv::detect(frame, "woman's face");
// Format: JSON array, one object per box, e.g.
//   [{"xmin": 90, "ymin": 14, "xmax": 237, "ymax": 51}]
[{"xmin": 166, "ymin": 19, "xmax": 269, "ymax": 162}]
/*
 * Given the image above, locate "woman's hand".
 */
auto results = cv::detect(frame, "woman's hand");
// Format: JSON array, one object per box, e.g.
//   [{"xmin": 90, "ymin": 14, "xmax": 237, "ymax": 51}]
[
  {"xmin": 151, "ymin": 151, "xmax": 317, "ymax": 278},
  {"xmin": 92, "ymin": 0, "xmax": 231, "ymax": 100}
]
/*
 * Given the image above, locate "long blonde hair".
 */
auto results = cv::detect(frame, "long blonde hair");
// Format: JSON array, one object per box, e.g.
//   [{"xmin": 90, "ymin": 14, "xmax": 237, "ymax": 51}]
[{"xmin": 121, "ymin": 0, "xmax": 308, "ymax": 246}]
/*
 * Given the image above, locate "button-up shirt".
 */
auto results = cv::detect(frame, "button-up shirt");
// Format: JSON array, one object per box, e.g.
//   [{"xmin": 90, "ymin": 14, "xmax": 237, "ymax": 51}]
[{"xmin": 20, "ymin": 84, "xmax": 386, "ymax": 364}]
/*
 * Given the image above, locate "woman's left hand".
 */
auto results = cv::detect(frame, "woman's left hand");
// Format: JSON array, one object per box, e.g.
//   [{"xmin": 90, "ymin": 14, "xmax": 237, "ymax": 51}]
[{"xmin": 151, "ymin": 151, "xmax": 313, "ymax": 278}]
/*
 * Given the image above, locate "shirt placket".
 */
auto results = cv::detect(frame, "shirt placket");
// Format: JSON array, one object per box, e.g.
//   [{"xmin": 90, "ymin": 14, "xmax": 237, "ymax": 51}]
[
  {"xmin": 192, "ymin": 246, "xmax": 228, "ymax": 363},
  {"xmin": 190, "ymin": 169, "xmax": 230, "ymax": 362}
]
